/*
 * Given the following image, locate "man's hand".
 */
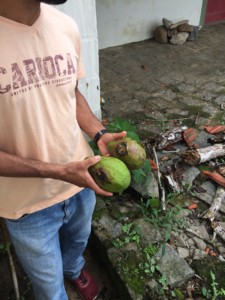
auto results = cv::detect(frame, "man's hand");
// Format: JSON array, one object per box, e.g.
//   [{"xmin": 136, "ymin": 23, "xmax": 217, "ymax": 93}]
[
  {"xmin": 60, "ymin": 155, "xmax": 113, "ymax": 197},
  {"xmin": 97, "ymin": 131, "xmax": 127, "ymax": 156}
]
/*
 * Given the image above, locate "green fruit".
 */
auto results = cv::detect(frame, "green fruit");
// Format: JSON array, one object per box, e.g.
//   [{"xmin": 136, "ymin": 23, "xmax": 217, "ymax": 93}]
[
  {"xmin": 107, "ymin": 137, "xmax": 146, "ymax": 170},
  {"xmin": 89, "ymin": 156, "xmax": 131, "ymax": 193}
]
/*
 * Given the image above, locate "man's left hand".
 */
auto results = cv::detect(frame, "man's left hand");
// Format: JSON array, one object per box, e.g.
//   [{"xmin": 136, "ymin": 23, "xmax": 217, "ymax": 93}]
[{"xmin": 97, "ymin": 131, "xmax": 126, "ymax": 156}]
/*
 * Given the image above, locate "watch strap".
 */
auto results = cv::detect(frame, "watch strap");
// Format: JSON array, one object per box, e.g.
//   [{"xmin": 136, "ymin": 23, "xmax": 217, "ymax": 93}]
[{"xmin": 94, "ymin": 129, "xmax": 108, "ymax": 144}]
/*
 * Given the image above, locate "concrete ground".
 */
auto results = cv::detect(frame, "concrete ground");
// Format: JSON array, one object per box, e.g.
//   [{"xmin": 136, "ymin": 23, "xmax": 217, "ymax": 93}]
[{"xmin": 99, "ymin": 22, "xmax": 225, "ymax": 136}]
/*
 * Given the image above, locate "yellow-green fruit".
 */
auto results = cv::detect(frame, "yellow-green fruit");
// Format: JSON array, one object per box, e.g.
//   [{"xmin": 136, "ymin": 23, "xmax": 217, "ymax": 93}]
[
  {"xmin": 107, "ymin": 137, "xmax": 146, "ymax": 170},
  {"xmin": 89, "ymin": 156, "xmax": 131, "ymax": 193}
]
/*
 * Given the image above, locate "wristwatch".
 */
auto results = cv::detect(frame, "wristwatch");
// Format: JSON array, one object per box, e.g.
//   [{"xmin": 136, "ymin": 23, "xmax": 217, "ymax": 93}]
[{"xmin": 94, "ymin": 129, "xmax": 108, "ymax": 144}]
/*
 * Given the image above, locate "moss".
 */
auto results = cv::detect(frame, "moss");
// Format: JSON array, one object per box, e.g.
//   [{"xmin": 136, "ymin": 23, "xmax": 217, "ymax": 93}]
[
  {"xmin": 210, "ymin": 111, "xmax": 225, "ymax": 125},
  {"xmin": 166, "ymin": 193, "xmax": 190, "ymax": 208},
  {"xmin": 191, "ymin": 257, "xmax": 225, "ymax": 290},
  {"xmin": 170, "ymin": 84, "xmax": 182, "ymax": 93},
  {"xmin": 195, "ymin": 199, "xmax": 208, "ymax": 211},
  {"xmin": 113, "ymin": 249, "xmax": 150, "ymax": 295},
  {"xmin": 170, "ymin": 104, "xmax": 209, "ymax": 121},
  {"xmin": 109, "ymin": 207, "xmax": 124, "ymax": 220},
  {"xmin": 187, "ymin": 105, "xmax": 210, "ymax": 118},
  {"xmin": 92, "ymin": 208, "xmax": 108, "ymax": 222},
  {"xmin": 119, "ymin": 253, "xmax": 146, "ymax": 294},
  {"xmin": 217, "ymin": 88, "xmax": 225, "ymax": 95},
  {"xmin": 172, "ymin": 288, "xmax": 185, "ymax": 300},
  {"xmin": 197, "ymin": 164, "xmax": 213, "ymax": 172}
]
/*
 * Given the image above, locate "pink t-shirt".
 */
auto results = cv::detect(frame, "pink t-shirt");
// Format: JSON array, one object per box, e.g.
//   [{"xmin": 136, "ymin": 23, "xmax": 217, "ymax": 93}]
[{"xmin": 0, "ymin": 4, "xmax": 93, "ymax": 219}]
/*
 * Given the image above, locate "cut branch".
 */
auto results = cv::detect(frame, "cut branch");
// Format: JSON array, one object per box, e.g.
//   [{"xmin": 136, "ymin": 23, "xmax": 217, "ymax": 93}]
[
  {"xmin": 201, "ymin": 186, "xmax": 225, "ymax": 221},
  {"xmin": 180, "ymin": 144, "xmax": 225, "ymax": 166},
  {"xmin": 153, "ymin": 146, "xmax": 166, "ymax": 210},
  {"xmin": 0, "ymin": 220, "xmax": 20, "ymax": 300},
  {"xmin": 211, "ymin": 221, "xmax": 225, "ymax": 242}
]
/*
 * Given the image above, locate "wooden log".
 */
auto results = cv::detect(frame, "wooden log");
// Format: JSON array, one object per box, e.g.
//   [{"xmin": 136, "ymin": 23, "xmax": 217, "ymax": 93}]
[
  {"xmin": 201, "ymin": 186, "xmax": 225, "ymax": 221},
  {"xmin": 180, "ymin": 144, "xmax": 225, "ymax": 166},
  {"xmin": 211, "ymin": 221, "xmax": 225, "ymax": 242}
]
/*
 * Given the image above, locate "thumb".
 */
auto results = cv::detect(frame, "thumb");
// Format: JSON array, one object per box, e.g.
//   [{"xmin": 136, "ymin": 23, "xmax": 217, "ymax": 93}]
[
  {"xmin": 113, "ymin": 131, "xmax": 127, "ymax": 140},
  {"xmin": 86, "ymin": 155, "xmax": 101, "ymax": 168}
]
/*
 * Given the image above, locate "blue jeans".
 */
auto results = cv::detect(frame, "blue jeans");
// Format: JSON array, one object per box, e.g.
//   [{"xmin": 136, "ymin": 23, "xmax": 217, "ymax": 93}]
[{"xmin": 5, "ymin": 188, "xmax": 96, "ymax": 300}]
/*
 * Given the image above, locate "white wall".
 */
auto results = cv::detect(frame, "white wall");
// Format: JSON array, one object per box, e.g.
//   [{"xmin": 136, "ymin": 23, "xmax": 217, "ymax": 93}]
[
  {"xmin": 96, "ymin": 0, "xmax": 203, "ymax": 49},
  {"xmin": 57, "ymin": 0, "xmax": 101, "ymax": 119}
]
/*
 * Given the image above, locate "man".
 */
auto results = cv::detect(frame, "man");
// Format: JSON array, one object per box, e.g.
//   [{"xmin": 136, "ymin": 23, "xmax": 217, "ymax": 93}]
[{"xmin": 0, "ymin": 0, "xmax": 126, "ymax": 299}]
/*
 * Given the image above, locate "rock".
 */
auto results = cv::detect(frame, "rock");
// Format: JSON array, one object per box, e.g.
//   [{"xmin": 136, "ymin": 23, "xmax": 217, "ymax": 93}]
[
  {"xmin": 218, "ymin": 255, "xmax": 225, "ymax": 262},
  {"xmin": 202, "ymin": 82, "xmax": 225, "ymax": 93},
  {"xmin": 176, "ymin": 233, "xmax": 189, "ymax": 248},
  {"xmin": 177, "ymin": 246, "xmax": 189, "ymax": 258},
  {"xmin": 170, "ymin": 32, "xmax": 189, "ymax": 45},
  {"xmin": 134, "ymin": 219, "xmax": 163, "ymax": 246},
  {"xmin": 186, "ymin": 238, "xmax": 195, "ymax": 248},
  {"xmin": 195, "ymin": 181, "xmax": 216, "ymax": 206},
  {"xmin": 155, "ymin": 244, "xmax": 195, "ymax": 288},
  {"xmin": 177, "ymin": 24, "xmax": 193, "ymax": 33},
  {"xmin": 146, "ymin": 279, "xmax": 169, "ymax": 300},
  {"xmin": 170, "ymin": 20, "xmax": 189, "ymax": 30},
  {"xmin": 187, "ymin": 26, "xmax": 199, "ymax": 41},
  {"xmin": 193, "ymin": 237, "xmax": 207, "ymax": 251},
  {"xmin": 193, "ymin": 131, "xmax": 215, "ymax": 148},
  {"xmin": 154, "ymin": 25, "xmax": 168, "ymax": 44},
  {"xmin": 181, "ymin": 166, "xmax": 200, "ymax": 186},
  {"xmin": 192, "ymin": 249, "xmax": 207, "ymax": 260},
  {"xmin": 200, "ymin": 91, "xmax": 213, "ymax": 101},
  {"xmin": 95, "ymin": 196, "xmax": 107, "ymax": 210},
  {"xmin": 130, "ymin": 171, "xmax": 159, "ymax": 199},
  {"xmin": 177, "ymin": 209, "xmax": 191, "ymax": 219},
  {"xmin": 186, "ymin": 224, "xmax": 210, "ymax": 241},
  {"xmin": 215, "ymin": 95, "xmax": 225, "ymax": 105},
  {"xmin": 218, "ymin": 245, "xmax": 225, "ymax": 254},
  {"xmin": 107, "ymin": 247, "xmax": 144, "ymax": 300},
  {"xmin": 195, "ymin": 181, "xmax": 225, "ymax": 214},
  {"xmin": 93, "ymin": 212, "xmax": 123, "ymax": 241},
  {"xmin": 162, "ymin": 18, "xmax": 173, "ymax": 30},
  {"xmin": 167, "ymin": 28, "xmax": 178, "ymax": 38}
]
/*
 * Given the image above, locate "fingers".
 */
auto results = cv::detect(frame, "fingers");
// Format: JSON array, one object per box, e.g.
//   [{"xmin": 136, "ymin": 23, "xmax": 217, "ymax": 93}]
[
  {"xmin": 88, "ymin": 168, "xmax": 113, "ymax": 196},
  {"xmin": 97, "ymin": 131, "xmax": 127, "ymax": 156},
  {"xmin": 95, "ymin": 187, "xmax": 113, "ymax": 197},
  {"xmin": 84, "ymin": 157, "xmax": 113, "ymax": 196},
  {"xmin": 88, "ymin": 174, "xmax": 113, "ymax": 197}
]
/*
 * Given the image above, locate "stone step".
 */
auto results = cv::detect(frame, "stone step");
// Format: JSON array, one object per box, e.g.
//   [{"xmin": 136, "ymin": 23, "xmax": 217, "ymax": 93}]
[{"xmin": 90, "ymin": 196, "xmax": 195, "ymax": 299}]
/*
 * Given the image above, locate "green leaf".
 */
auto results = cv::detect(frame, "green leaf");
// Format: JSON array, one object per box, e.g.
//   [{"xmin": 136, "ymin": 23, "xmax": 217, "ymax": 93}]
[
  {"xmin": 88, "ymin": 140, "xmax": 100, "ymax": 155},
  {"xmin": 106, "ymin": 117, "xmax": 140, "ymax": 141}
]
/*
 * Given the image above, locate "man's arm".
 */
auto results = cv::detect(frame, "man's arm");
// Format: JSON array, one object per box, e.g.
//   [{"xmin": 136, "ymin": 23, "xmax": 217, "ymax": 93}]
[
  {"xmin": 75, "ymin": 85, "xmax": 126, "ymax": 155},
  {"xmin": 0, "ymin": 151, "xmax": 113, "ymax": 197},
  {"xmin": 75, "ymin": 85, "xmax": 106, "ymax": 139}
]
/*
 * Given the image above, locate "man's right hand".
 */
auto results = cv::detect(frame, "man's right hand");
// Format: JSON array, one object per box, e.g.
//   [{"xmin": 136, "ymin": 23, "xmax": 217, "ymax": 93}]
[{"xmin": 58, "ymin": 155, "xmax": 113, "ymax": 197}]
